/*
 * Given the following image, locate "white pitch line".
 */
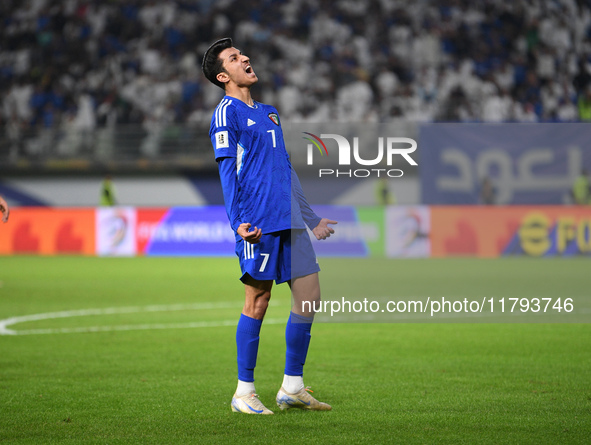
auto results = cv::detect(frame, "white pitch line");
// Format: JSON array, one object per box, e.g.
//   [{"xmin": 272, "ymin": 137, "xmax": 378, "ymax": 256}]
[
  {"xmin": 0, "ymin": 301, "xmax": 283, "ymax": 336},
  {"xmin": 9, "ymin": 318, "xmax": 287, "ymax": 336},
  {"xmin": 2, "ymin": 299, "xmax": 587, "ymax": 336}
]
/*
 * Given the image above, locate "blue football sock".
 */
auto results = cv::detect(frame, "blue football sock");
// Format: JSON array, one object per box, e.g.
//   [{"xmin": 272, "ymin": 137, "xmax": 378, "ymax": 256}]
[
  {"xmin": 284, "ymin": 311, "xmax": 314, "ymax": 376},
  {"xmin": 236, "ymin": 314, "xmax": 263, "ymax": 382}
]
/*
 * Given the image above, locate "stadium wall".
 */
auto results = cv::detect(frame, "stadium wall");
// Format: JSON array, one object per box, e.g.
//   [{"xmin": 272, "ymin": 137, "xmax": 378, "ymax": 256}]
[
  {"xmin": 0, "ymin": 176, "xmax": 420, "ymax": 207},
  {"xmin": 1, "ymin": 206, "xmax": 590, "ymax": 258}
]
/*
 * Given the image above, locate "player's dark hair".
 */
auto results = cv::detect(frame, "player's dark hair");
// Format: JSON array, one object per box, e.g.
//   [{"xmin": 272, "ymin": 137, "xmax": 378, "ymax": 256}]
[{"xmin": 202, "ymin": 38, "xmax": 233, "ymax": 90}]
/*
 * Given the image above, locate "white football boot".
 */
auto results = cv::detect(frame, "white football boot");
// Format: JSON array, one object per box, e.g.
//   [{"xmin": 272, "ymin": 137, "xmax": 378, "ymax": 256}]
[
  {"xmin": 231, "ymin": 393, "xmax": 274, "ymax": 415},
  {"xmin": 276, "ymin": 387, "xmax": 332, "ymax": 411}
]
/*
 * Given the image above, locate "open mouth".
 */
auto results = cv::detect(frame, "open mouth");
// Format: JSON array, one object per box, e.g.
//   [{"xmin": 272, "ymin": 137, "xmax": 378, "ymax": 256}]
[{"xmin": 245, "ymin": 65, "xmax": 254, "ymax": 74}]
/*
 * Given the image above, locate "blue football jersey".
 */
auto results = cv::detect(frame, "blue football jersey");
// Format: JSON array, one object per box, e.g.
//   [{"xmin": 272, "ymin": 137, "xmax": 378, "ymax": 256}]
[{"xmin": 209, "ymin": 96, "xmax": 318, "ymax": 235}]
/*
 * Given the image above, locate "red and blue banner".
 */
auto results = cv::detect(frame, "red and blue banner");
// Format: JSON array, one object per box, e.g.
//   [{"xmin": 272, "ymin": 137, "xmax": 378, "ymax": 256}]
[
  {"xmin": 430, "ymin": 206, "xmax": 591, "ymax": 258},
  {"xmin": 1, "ymin": 205, "xmax": 590, "ymax": 258}
]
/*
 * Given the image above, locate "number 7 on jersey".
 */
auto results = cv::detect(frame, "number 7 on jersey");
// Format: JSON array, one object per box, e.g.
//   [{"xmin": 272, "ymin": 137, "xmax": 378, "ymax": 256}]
[
  {"xmin": 259, "ymin": 253, "xmax": 270, "ymax": 272},
  {"xmin": 267, "ymin": 130, "xmax": 276, "ymax": 148}
]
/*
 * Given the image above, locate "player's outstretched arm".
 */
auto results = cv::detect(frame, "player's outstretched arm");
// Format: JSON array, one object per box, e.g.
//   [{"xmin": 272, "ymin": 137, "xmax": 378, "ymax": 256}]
[
  {"xmin": 237, "ymin": 222, "xmax": 262, "ymax": 244},
  {"xmin": 0, "ymin": 196, "xmax": 9, "ymax": 223},
  {"xmin": 312, "ymin": 218, "xmax": 337, "ymax": 240}
]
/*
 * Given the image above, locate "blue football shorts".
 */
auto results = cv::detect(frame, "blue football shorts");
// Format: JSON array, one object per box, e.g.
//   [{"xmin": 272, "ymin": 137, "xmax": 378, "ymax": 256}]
[{"xmin": 236, "ymin": 229, "xmax": 320, "ymax": 284}]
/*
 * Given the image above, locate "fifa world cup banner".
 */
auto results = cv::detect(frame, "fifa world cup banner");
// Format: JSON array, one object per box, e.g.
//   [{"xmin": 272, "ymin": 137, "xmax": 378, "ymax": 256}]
[
  {"xmin": 420, "ymin": 123, "xmax": 591, "ymax": 205},
  {"xmin": 431, "ymin": 206, "xmax": 591, "ymax": 258},
  {"xmin": 137, "ymin": 206, "xmax": 368, "ymax": 257},
  {"xmin": 136, "ymin": 207, "xmax": 236, "ymax": 256}
]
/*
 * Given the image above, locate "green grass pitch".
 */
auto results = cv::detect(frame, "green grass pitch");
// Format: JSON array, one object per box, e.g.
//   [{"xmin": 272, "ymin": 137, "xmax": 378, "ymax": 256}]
[{"xmin": 0, "ymin": 256, "xmax": 590, "ymax": 444}]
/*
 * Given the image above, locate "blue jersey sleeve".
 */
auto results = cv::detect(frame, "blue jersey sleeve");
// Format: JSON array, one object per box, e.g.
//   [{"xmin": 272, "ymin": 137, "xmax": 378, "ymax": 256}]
[
  {"xmin": 217, "ymin": 157, "xmax": 242, "ymax": 233},
  {"xmin": 210, "ymin": 99, "xmax": 243, "ymax": 232},
  {"xmin": 209, "ymin": 99, "xmax": 240, "ymax": 161},
  {"xmin": 291, "ymin": 163, "xmax": 321, "ymax": 230}
]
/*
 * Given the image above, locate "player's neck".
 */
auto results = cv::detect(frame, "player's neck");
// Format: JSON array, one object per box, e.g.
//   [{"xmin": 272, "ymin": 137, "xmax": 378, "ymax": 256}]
[{"xmin": 225, "ymin": 85, "xmax": 255, "ymax": 107}]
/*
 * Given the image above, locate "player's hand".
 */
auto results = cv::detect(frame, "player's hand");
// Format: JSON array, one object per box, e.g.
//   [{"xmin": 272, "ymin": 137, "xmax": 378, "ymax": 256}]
[
  {"xmin": 237, "ymin": 223, "xmax": 262, "ymax": 244},
  {"xmin": 0, "ymin": 196, "xmax": 9, "ymax": 223},
  {"xmin": 312, "ymin": 218, "xmax": 337, "ymax": 240}
]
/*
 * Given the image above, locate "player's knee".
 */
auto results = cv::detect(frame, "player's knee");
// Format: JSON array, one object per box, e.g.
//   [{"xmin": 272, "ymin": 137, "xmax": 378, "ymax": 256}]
[
  {"xmin": 299, "ymin": 294, "xmax": 321, "ymax": 316},
  {"xmin": 244, "ymin": 291, "xmax": 271, "ymax": 319},
  {"xmin": 312, "ymin": 294, "xmax": 322, "ymax": 313},
  {"xmin": 309, "ymin": 287, "xmax": 321, "ymax": 308},
  {"xmin": 254, "ymin": 292, "xmax": 271, "ymax": 311}
]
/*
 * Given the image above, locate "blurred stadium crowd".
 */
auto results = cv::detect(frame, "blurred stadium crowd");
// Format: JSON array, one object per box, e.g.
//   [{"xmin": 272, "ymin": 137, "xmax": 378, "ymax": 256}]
[{"xmin": 2, "ymin": 0, "xmax": 591, "ymax": 140}]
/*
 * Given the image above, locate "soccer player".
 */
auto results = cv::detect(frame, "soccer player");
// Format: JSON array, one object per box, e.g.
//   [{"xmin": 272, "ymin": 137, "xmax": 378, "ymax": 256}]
[
  {"xmin": 572, "ymin": 168, "xmax": 590, "ymax": 205},
  {"xmin": 0, "ymin": 195, "xmax": 9, "ymax": 223},
  {"xmin": 203, "ymin": 38, "xmax": 336, "ymax": 415},
  {"xmin": 99, "ymin": 175, "xmax": 117, "ymax": 206}
]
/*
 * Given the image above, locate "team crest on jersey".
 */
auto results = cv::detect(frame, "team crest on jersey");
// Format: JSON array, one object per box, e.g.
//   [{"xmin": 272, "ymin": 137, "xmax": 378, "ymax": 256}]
[{"xmin": 268, "ymin": 113, "xmax": 280, "ymax": 126}]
